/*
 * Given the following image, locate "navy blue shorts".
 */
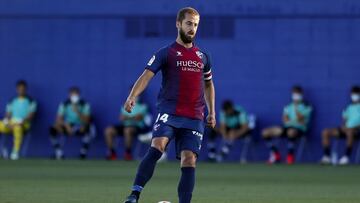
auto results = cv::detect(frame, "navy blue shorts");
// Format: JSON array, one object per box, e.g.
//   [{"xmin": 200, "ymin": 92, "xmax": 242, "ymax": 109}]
[{"xmin": 152, "ymin": 114, "xmax": 204, "ymax": 159}]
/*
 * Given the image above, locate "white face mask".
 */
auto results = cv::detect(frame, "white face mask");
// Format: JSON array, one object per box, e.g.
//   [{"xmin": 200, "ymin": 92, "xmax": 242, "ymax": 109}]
[
  {"xmin": 292, "ymin": 93, "xmax": 303, "ymax": 102},
  {"xmin": 351, "ymin": 94, "xmax": 360, "ymax": 102},
  {"xmin": 70, "ymin": 95, "xmax": 80, "ymax": 103}
]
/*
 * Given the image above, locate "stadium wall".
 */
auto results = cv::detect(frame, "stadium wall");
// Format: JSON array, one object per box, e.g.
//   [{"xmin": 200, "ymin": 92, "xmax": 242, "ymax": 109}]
[{"xmin": 0, "ymin": 0, "xmax": 360, "ymax": 162}]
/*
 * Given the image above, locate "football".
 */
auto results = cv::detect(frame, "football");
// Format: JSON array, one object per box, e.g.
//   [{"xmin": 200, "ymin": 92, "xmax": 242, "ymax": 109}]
[{"xmin": 157, "ymin": 201, "xmax": 171, "ymax": 203}]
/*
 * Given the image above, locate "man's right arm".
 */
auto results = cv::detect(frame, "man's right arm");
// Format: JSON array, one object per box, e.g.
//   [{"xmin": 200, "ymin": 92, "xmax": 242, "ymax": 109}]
[
  {"xmin": 124, "ymin": 69, "xmax": 155, "ymax": 113},
  {"xmin": 5, "ymin": 103, "xmax": 12, "ymax": 120},
  {"xmin": 55, "ymin": 104, "xmax": 65, "ymax": 125}
]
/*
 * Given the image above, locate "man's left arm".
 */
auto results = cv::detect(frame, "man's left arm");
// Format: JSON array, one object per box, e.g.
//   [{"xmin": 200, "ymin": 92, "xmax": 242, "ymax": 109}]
[
  {"xmin": 75, "ymin": 104, "xmax": 91, "ymax": 124},
  {"xmin": 204, "ymin": 80, "xmax": 216, "ymax": 128},
  {"xmin": 24, "ymin": 101, "xmax": 37, "ymax": 123}
]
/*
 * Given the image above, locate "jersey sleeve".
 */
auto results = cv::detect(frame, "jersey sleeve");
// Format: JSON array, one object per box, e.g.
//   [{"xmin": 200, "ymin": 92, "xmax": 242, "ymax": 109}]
[
  {"xmin": 219, "ymin": 111, "xmax": 225, "ymax": 124},
  {"xmin": 29, "ymin": 100, "xmax": 37, "ymax": 113},
  {"xmin": 57, "ymin": 103, "xmax": 65, "ymax": 116},
  {"xmin": 140, "ymin": 104, "xmax": 148, "ymax": 115},
  {"xmin": 239, "ymin": 111, "xmax": 248, "ymax": 125},
  {"xmin": 283, "ymin": 105, "xmax": 290, "ymax": 116},
  {"xmin": 342, "ymin": 106, "xmax": 349, "ymax": 119},
  {"xmin": 302, "ymin": 105, "xmax": 312, "ymax": 118},
  {"xmin": 82, "ymin": 103, "xmax": 91, "ymax": 116},
  {"xmin": 203, "ymin": 52, "xmax": 213, "ymax": 81},
  {"xmin": 145, "ymin": 47, "xmax": 167, "ymax": 74},
  {"xmin": 6, "ymin": 102, "xmax": 12, "ymax": 114}
]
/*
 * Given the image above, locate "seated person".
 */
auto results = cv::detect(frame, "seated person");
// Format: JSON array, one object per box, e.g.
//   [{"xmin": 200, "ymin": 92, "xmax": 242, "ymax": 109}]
[
  {"xmin": 216, "ymin": 100, "xmax": 250, "ymax": 162},
  {"xmin": 49, "ymin": 87, "xmax": 92, "ymax": 159},
  {"xmin": 0, "ymin": 80, "xmax": 37, "ymax": 160},
  {"xmin": 262, "ymin": 86, "xmax": 312, "ymax": 164},
  {"xmin": 320, "ymin": 86, "xmax": 360, "ymax": 165},
  {"xmin": 105, "ymin": 98, "xmax": 148, "ymax": 161},
  {"xmin": 204, "ymin": 127, "xmax": 219, "ymax": 162}
]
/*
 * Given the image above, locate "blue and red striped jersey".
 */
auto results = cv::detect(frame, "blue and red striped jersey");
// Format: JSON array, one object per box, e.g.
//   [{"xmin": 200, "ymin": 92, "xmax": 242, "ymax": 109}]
[{"xmin": 145, "ymin": 42, "xmax": 213, "ymax": 121}]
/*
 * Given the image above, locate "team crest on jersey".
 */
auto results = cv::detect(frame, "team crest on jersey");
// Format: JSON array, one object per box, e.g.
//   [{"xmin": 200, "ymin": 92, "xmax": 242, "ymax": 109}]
[
  {"xmin": 196, "ymin": 51, "xmax": 203, "ymax": 59},
  {"xmin": 147, "ymin": 55, "xmax": 156, "ymax": 66},
  {"xmin": 176, "ymin": 51, "xmax": 183, "ymax": 56}
]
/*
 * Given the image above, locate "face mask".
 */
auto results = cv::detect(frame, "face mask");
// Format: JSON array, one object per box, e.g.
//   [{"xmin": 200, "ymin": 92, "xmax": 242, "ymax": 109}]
[
  {"xmin": 70, "ymin": 95, "xmax": 80, "ymax": 103},
  {"xmin": 292, "ymin": 93, "xmax": 303, "ymax": 102},
  {"xmin": 351, "ymin": 94, "xmax": 360, "ymax": 102}
]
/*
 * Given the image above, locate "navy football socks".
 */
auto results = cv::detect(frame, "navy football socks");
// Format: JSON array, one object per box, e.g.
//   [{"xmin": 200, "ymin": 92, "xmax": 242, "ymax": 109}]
[
  {"xmin": 131, "ymin": 147, "xmax": 163, "ymax": 199},
  {"xmin": 178, "ymin": 167, "xmax": 195, "ymax": 203}
]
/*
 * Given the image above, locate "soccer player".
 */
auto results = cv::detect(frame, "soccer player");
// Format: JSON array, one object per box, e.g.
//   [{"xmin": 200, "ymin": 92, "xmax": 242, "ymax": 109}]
[
  {"xmin": 217, "ymin": 100, "xmax": 250, "ymax": 162},
  {"xmin": 0, "ymin": 80, "xmax": 37, "ymax": 160},
  {"xmin": 49, "ymin": 87, "xmax": 92, "ymax": 159},
  {"xmin": 105, "ymin": 98, "xmax": 149, "ymax": 161},
  {"xmin": 320, "ymin": 86, "xmax": 360, "ymax": 165},
  {"xmin": 262, "ymin": 86, "xmax": 312, "ymax": 164},
  {"xmin": 123, "ymin": 7, "xmax": 216, "ymax": 203}
]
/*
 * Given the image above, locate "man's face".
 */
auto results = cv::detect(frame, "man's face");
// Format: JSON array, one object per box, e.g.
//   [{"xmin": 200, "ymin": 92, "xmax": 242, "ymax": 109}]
[
  {"xmin": 177, "ymin": 13, "xmax": 200, "ymax": 43},
  {"xmin": 351, "ymin": 92, "xmax": 360, "ymax": 103},
  {"xmin": 292, "ymin": 91, "xmax": 303, "ymax": 102},
  {"xmin": 16, "ymin": 85, "xmax": 26, "ymax": 97},
  {"xmin": 224, "ymin": 107, "xmax": 234, "ymax": 116}
]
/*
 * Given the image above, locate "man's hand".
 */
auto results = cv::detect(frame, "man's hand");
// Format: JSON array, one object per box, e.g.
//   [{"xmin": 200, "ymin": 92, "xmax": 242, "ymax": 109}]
[
  {"xmin": 206, "ymin": 114, "xmax": 216, "ymax": 128},
  {"xmin": 124, "ymin": 97, "xmax": 136, "ymax": 113}
]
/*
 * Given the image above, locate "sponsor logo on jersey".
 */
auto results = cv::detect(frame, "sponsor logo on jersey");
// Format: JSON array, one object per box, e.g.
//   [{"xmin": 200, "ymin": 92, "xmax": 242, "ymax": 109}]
[
  {"xmin": 176, "ymin": 60, "xmax": 203, "ymax": 69},
  {"xmin": 153, "ymin": 123, "xmax": 160, "ymax": 131},
  {"xmin": 176, "ymin": 51, "xmax": 183, "ymax": 56},
  {"xmin": 147, "ymin": 55, "xmax": 156, "ymax": 66},
  {"xmin": 192, "ymin": 131, "xmax": 203, "ymax": 140},
  {"xmin": 177, "ymin": 60, "xmax": 204, "ymax": 73}
]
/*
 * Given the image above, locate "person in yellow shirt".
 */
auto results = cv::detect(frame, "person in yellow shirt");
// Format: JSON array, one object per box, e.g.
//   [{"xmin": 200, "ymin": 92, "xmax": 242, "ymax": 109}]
[{"xmin": 0, "ymin": 80, "xmax": 37, "ymax": 160}]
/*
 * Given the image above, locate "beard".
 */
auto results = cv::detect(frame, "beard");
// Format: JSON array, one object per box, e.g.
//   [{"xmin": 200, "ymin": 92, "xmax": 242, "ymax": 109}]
[{"xmin": 179, "ymin": 28, "xmax": 195, "ymax": 44}]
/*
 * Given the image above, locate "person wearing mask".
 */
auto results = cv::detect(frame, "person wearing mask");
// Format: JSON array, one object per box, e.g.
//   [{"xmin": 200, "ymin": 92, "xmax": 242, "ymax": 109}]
[
  {"xmin": 49, "ymin": 87, "xmax": 92, "ymax": 159},
  {"xmin": 262, "ymin": 86, "xmax": 312, "ymax": 164},
  {"xmin": 320, "ymin": 86, "xmax": 360, "ymax": 165},
  {"xmin": 104, "ymin": 98, "xmax": 149, "ymax": 161},
  {"xmin": 216, "ymin": 100, "xmax": 250, "ymax": 162}
]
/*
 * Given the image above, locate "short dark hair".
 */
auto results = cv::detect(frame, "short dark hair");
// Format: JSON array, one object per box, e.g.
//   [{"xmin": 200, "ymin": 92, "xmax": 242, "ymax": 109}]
[
  {"xmin": 69, "ymin": 86, "xmax": 80, "ymax": 94},
  {"xmin": 351, "ymin": 85, "xmax": 360, "ymax": 93},
  {"xmin": 292, "ymin": 85, "xmax": 303, "ymax": 93},
  {"xmin": 16, "ymin": 79, "xmax": 27, "ymax": 87},
  {"xmin": 222, "ymin": 100, "xmax": 234, "ymax": 111},
  {"xmin": 176, "ymin": 7, "xmax": 200, "ymax": 22}
]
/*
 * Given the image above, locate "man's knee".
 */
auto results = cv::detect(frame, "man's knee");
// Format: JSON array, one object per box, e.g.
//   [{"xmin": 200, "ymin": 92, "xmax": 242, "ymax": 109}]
[
  {"xmin": 287, "ymin": 129, "xmax": 298, "ymax": 138},
  {"xmin": 344, "ymin": 129, "xmax": 355, "ymax": 139},
  {"xmin": 12, "ymin": 125, "xmax": 24, "ymax": 136},
  {"xmin": 124, "ymin": 126, "xmax": 136, "ymax": 136},
  {"xmin": 105, "ymin": 126, "xmax": 116, "ymax": 137},
  {"xmin": 262, "ymin": 128, "xmax": 270, "ymax": 138},
  {"xmin": 0, "ymin": 121, "xmax": 6, "ymax": 133},
  {"xmin": 181, "ymin": 151, "xmax": 197, "ymax": 167},
  {"xmin": 322, "ymin": 128, "xmax": 329, "ymax": 137},
  {"xmin": 263, "ymin": 127, "xmax": 282, "ymax": 138},
  {"xmin": 151, "ymin": 137, "xmax": 168, "ymax": 153}
]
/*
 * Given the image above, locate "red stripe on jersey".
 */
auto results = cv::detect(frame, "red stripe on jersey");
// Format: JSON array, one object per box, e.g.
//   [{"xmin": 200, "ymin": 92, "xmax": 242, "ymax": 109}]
[{"xmin": 174, "ymin": 45, "xmax": 205, "ymax": 120}]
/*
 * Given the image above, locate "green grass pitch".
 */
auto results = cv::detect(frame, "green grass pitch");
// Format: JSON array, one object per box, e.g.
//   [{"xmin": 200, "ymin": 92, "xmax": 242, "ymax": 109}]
[{"xmin": 0, "ymin": 159, "xmax": 359, "ymax": 203}]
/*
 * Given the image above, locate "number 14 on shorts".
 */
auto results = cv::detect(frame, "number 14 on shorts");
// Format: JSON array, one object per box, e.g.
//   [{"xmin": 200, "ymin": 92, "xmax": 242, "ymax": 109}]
[{"xmin": 155, "ymin": 113, "xmax": 169, "ymax": 123}]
